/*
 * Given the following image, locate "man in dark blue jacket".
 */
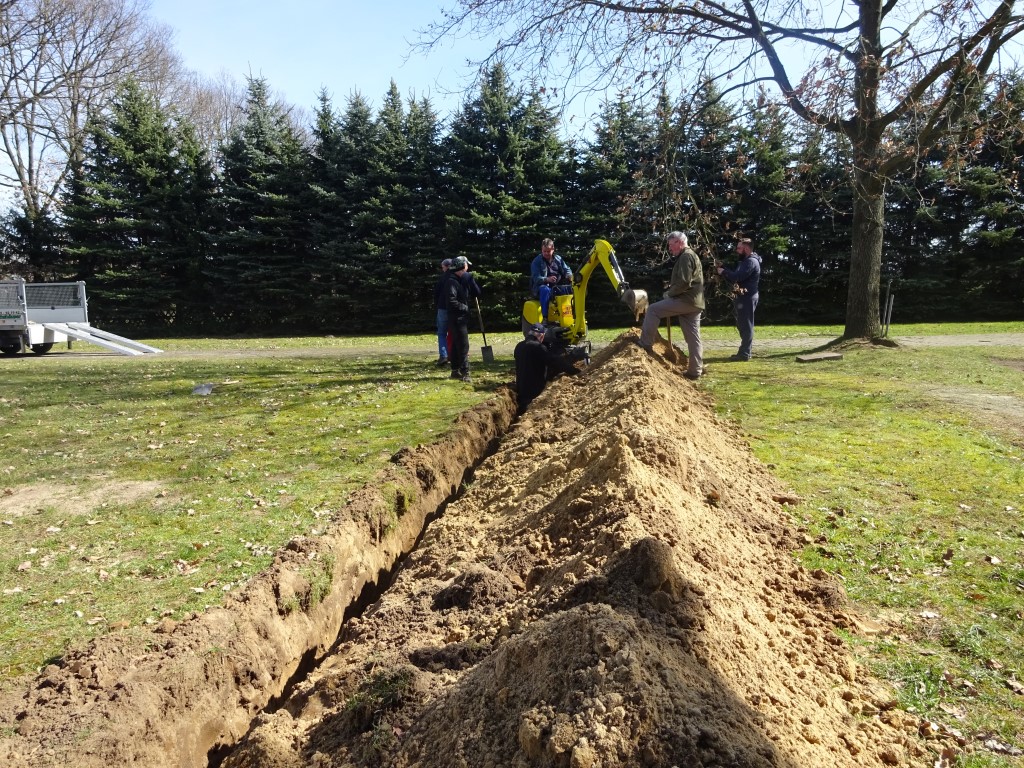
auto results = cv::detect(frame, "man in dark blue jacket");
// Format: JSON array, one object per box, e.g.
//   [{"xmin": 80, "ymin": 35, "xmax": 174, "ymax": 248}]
[
  {"xmin": 530, "ymin": 238, "xmax": 573, "ymax": 322},
  {"xmin": 716, "ymin": 237, "xmax": 762, "ymax": 361}
]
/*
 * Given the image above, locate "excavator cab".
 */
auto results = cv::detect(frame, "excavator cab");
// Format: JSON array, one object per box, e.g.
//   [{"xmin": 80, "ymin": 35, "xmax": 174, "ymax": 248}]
[{"xmin": 521, "ymin": 239, "xmax": 648, "ymax": 348}]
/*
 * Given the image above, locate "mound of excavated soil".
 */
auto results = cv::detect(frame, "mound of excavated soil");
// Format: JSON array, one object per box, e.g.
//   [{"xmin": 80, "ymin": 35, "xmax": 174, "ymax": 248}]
[
  {"xmin": 0, "ymin": 333, "xmax": 941, "ymax": 767},
  {"xmin": 219, "ymin": 333, "xmax": 932, "ymax": 767}
]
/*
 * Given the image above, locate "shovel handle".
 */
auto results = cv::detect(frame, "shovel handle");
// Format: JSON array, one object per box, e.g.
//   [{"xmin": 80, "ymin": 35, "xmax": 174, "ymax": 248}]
[{"xmin": 474, "ymin": 297, "xmax": 489, "ymax": 346}]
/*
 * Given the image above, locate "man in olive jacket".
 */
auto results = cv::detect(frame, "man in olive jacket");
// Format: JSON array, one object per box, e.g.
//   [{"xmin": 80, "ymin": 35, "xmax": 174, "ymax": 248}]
[{"xmin": 638, "ymin": 231, "xmax": 704, "ymax": 379}]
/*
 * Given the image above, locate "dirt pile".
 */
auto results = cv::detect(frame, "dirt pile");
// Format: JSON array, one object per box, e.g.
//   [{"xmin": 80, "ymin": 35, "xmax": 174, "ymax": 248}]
[{"xmin": 221, "ymin": 333, "xmax": 931, "ymax": 767}]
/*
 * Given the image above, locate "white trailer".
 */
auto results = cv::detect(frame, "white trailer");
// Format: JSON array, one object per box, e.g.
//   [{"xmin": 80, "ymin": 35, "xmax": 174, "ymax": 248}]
[{"xmin": 0, "ymin": 279, "xmax": 161, "ymax": 356}]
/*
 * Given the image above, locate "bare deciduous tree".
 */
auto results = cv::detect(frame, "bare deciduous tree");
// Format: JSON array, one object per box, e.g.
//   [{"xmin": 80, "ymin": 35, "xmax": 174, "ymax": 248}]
[
  {"xmin": 424, "ymin": 0, "xmax": 1024, "ymax": 337},
  {"xmin": 165, "ymin": 69, "xmax": 245, "ymax": 152},
  {"xmin": 0, "ymin": 0, "xmax": 174, "ymax": 220}
]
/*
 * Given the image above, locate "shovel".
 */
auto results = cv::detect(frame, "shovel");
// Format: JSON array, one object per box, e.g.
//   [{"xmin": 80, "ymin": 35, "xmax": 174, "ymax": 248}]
[
  {"xmin": 474, "ymin": 297, "xmax": 495, "ymax": 363},
  {"xmin": 664, "ymin": 317, "xmax": 682, "ymax": 364}
]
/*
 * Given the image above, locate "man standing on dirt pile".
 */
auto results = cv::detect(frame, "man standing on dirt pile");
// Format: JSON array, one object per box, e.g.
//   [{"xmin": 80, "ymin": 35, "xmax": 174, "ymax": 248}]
[
  {"xmin": 530, "ymin": 238, "xmax": 573, "ymax": 322},
  {"xmin": 638, "ymin": 231, "xmax": 705, "ymax": 380},
  {"xmin": 433, "ymin": 258, "xmax": 452, "ymax": 366},
  {"xmin": 445, "ymin": 256, "xmax": 478, "ymax": 382},
  {"xmin": 716, "ymin": 237, "xmax": 762, "ymax": 361}
]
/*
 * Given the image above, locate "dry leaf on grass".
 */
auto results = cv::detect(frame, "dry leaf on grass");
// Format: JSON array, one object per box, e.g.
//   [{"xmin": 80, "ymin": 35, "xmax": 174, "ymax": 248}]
[{"xmin": 771, "ymin": 493, "xmax": 801, "ymax": 505}]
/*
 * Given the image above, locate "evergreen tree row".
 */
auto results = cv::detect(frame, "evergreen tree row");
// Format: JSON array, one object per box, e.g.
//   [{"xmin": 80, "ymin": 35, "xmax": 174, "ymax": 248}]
[{"xmin": 1, "ymin": 66, "xmax": 1020, "ymax": 336}]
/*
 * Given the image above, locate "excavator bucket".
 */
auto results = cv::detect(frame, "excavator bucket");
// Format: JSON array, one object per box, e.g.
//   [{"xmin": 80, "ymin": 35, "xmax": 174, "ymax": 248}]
[{"xmin": 621, "ymin": 288, "xmax": 649, "ymax": 320}]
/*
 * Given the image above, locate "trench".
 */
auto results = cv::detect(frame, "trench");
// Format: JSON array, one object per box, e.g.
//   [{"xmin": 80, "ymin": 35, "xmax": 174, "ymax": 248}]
[
  {"xmin": 204, "ymin": 391, "xmax": 516, "ymax": 768},
  {"xmin": 2, "ymin": 338, "xmax": 944, "ymax": 766}
]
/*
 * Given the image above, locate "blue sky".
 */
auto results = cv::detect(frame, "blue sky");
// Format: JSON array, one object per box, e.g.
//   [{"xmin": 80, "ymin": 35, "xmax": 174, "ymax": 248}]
[{"xmin": 146, "ymin": 0, "xmax": 494, "ymax": 117}]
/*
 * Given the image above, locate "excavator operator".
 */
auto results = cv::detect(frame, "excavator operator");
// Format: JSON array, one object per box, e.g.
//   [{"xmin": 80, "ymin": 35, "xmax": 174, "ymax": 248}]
[{"xmin": 529, "ymin": 238, "xmax": 573, "ymax": 322}]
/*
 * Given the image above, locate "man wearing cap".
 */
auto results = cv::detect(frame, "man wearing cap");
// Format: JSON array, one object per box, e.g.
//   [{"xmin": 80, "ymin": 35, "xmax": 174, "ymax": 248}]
[
  {"xmin": 514, "ymin": 323, "xmax": 549, "ymax": 412},
  {"xmin": 444, "ymin": 256, "xmax": 475, "ymax": 382},
  {"xmin": 513, "ymin": 323, "xmax": 582, "ymax": 412},
  {"xmin": 433, "ymin": 258, "xmax": 452, "ymax": 366},
  {"xmin": 530, "ymin": 238, "xmax": 573, "ymax": 323}
]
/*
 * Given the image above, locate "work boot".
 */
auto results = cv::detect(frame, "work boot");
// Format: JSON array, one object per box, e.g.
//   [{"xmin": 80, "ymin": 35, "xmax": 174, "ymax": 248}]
[
  {"xmin": 450, "ymin": 370, "xmax": 461, "ymax": 379},
  {"xmin": 460, "ymin": 374, "xmax": 472, "ymax": 383},
  {"xmin": 435, "ymin": 356, "xmax": 448, "ymax": 367}
]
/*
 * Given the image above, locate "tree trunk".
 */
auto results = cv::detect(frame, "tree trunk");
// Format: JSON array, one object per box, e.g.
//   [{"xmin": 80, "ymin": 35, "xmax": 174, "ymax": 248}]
[{"xmin": 844, "ymin": 164, "xmax": 884, "ymax": 338}]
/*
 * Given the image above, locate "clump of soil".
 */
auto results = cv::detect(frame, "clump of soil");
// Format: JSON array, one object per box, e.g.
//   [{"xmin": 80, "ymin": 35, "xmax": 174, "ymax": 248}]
[
  {"xmin": 0, "ymin": 333, "xmax": 941, "ymax": 767},
  {"xmin": 220, "ymin": 333, "xmax": 932, "ymax": 767}
]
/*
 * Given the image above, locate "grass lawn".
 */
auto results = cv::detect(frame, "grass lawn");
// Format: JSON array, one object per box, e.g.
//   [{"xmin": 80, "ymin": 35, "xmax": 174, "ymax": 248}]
[
  {"xmin": 701, "ymin": 325, "xmax": 1024, "ymax": 768},
  {"xmin": 1, "ymin": 322, "xmax": 1022, "ymax": 766}
]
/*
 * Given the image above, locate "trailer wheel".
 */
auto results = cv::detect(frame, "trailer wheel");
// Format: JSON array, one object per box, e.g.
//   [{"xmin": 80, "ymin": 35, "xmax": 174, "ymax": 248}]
[
  {"xmin": 0, "ymin": 345, "xmax": 19, "ymax": 356},
  {"xmin": 30, "ymin": 343, "xmax": 53, "ymax": 355}
]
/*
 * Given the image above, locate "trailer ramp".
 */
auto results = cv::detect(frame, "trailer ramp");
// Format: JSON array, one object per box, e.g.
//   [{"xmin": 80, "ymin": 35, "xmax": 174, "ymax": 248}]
[{"xmin": 41, "ymin": 322, "xmax": 162, "ymax": 356}]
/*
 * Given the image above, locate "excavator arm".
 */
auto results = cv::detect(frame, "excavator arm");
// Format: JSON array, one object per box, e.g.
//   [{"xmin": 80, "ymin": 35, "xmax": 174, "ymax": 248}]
[{"xmin": 569, "ymin": 239, "xmax": 648, "ymax": 344}]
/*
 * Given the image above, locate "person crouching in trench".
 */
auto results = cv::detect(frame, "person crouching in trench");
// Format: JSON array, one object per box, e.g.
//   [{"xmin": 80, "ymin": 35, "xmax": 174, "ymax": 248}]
[{"xmin": 514, "ymin": 323, "xmax": 584, "ymax": 414}]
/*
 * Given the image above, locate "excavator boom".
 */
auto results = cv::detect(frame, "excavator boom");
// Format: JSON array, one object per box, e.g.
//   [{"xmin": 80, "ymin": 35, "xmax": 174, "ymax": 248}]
[{"xmin": 569, "ymin": 239, "xmax": 648, "ymax": 344}]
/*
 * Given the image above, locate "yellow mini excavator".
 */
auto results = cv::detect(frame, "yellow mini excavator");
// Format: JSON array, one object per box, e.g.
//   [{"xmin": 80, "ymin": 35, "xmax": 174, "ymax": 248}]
[{"xmin": 521, "ymin": 239, "xmax": 648, "ymax": 361}]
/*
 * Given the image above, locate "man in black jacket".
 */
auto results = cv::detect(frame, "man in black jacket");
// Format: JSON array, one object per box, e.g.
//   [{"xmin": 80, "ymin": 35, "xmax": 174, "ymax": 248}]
[
  {"xmin": 514, "ymin": 323, "xmax": 583, "ymax": 413},
  {"xmin": 445, "ymin": 256, "xmax": 475, "ymax": 382},
  {"xmin": 514, "ymin": 323, "xmax": 549, "ymax": 412}
]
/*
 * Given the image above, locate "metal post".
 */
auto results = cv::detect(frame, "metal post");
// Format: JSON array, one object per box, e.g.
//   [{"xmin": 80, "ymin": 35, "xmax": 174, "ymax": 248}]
[{"xmin": 881, "ymin": 280, "xmax": 892, "ymax": 337}]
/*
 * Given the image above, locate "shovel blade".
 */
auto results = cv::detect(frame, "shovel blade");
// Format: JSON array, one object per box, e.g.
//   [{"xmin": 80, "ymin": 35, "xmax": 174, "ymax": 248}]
[{"xmin": 481, "ymin": 346, "xmax": 495, "ymax": 364}]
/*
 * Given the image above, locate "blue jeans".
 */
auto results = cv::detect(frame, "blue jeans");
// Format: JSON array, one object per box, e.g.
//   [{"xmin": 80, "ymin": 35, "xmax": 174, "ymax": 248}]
[
  {"xmin": 537, "ymin": 284, "xmax": 572, "ymax": 320},
  {"xmin": 436, "ymin": 308, "xmax": 448, "ymax": 359}
]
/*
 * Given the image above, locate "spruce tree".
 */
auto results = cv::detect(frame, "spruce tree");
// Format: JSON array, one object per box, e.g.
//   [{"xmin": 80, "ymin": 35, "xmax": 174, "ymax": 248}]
[
  {"xmin": 61, "ymin": 79, "xmax": 214, "ymax": 332},
  {"xmin": 731, "ymin": 96, "xmax": 800, "ymax": 323},
  {"xmin": 214, "ymin": 77, "xmax": 309, "ymax": 332},
  {"xmin": 443, "ymin": 64, "xmax": 569, "ymax": 324},
  {"xmin": 0, "ymin": 208, "xmax": 64, "ymax": 281},
  {"xmin": 330, "ymin": 92, "xmax": 380, "ymax": 327},
  {"xmin": 403, "ymin": 95, "xmax": 447, "ymax": 330},
  {"xmin": 578, "ymin": 97, "xmax": 651, "ymax": 251},
  {"xmin": 307, "ymin": 90, "xmax": 352, "ymax": 326},
  {"xmin": 958, "ymin": 75, "xmax": 1024, "ymax": 318},
  {"xmin": 786, "ymin": 123, "xmax": 854, "ymax": 322}
]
